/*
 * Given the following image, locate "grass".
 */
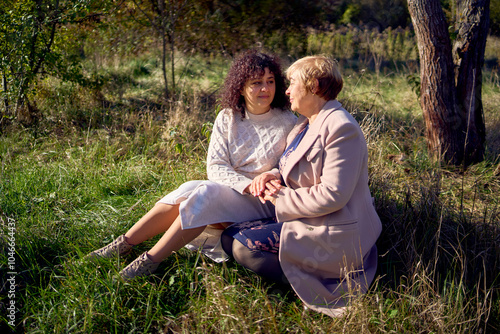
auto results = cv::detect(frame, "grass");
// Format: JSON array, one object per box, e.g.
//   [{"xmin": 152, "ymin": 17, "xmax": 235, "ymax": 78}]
[{"xmin": 1, "ymin": 47, "xmax": 500, "ymax": 333}]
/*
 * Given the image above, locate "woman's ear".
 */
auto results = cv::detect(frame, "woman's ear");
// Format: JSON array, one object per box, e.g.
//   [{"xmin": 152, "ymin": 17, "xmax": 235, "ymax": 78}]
[{"xmin": 311, "ymin": 78, "xmax": 319, "ymax": 95}]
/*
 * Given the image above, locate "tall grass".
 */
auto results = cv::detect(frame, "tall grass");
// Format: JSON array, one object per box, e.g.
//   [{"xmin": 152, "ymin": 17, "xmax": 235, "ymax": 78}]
[{"xmin": 1, "ymin": 42, "xmax": 500, "ymax": 333}]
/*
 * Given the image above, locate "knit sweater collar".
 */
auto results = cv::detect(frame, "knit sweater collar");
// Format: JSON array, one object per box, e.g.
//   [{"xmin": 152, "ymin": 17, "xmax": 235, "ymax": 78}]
[{"xmin": 244, "ymin": 107, "xmax": 277, "ymax": 123}]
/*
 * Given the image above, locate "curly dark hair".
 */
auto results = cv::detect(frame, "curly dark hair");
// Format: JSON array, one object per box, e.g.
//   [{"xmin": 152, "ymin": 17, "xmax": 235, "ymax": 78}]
[{"xmin": 219, "ymin": 50, "xmax": 289, "ymax": 118}]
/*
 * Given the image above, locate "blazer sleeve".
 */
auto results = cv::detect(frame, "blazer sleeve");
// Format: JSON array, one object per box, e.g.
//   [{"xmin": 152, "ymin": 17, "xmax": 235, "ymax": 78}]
[{"xmin": 275, "ymin": 118, "xmax": 365, "ymax": 222}]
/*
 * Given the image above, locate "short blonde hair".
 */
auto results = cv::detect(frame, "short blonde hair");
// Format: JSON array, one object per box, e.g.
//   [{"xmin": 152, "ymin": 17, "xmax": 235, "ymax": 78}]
[{"xmin": 286, "ymin": 55, "xmax": 343, "ymax": 100}]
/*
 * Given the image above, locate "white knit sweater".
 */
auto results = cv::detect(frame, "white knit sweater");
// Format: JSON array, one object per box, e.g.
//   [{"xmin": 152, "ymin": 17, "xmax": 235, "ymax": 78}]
[{"xmin": 207, "ymin": 107, "xmax": 297, "ymax": 194}]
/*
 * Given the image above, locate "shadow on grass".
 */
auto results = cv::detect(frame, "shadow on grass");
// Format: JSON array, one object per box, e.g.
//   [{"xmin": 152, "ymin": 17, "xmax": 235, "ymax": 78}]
[{"xmin": 373, "ymin": 175, "xmax": 500, "ymax": 332}]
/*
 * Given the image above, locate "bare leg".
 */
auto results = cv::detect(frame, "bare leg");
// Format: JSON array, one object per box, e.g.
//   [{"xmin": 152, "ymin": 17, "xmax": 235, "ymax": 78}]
[
  {"xmin": 146, "ymin": 215, "xmax": 206, "ymax": 262},
  {"xmin": 119, "ymin": 214, "xmax": 210, "ymax": 280},
  {"xmin": 124, "ymin": 203, "xmax": 180, "ymax": 246}
]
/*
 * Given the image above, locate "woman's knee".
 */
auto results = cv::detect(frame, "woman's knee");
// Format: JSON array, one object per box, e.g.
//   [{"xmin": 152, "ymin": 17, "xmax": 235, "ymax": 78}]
[
  {"xmin": 223, "ymin": 236, "xmax": 288, "ymax": 284},
  {"xmin": 231, "ymin": 240, "xmax": 254, "ymax": 265},
  {"xmin": 232, "ymin": 241, "xmax": 272, "ymax": 273}
]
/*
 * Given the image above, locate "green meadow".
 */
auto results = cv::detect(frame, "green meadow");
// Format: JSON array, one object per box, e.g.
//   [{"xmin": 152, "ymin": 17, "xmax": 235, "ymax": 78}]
[{"xmin": 1, "ymin": 33, "xmax": 500, "ymax": 332}]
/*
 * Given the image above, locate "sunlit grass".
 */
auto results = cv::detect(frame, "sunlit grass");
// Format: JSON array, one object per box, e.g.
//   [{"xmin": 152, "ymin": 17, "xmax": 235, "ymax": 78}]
[{"xmin": 1, "ymin": 49, "xmax": 500, "ymax": 332}]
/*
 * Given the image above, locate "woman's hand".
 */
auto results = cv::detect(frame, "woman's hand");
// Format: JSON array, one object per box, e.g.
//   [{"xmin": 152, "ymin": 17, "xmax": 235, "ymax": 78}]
[
  {"xmin": 249, "ymin": 172, "xmax": 281, "ymax": 197},
  {"xmin": 257, "ymin": 188, "xmax": 280, "ymax": 205}
]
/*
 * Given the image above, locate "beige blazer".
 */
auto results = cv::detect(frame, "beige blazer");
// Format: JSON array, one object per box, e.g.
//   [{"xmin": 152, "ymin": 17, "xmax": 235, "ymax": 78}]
[{"xmin": 274, "ymin": 100, "xmax": 382, "ymax": 316}]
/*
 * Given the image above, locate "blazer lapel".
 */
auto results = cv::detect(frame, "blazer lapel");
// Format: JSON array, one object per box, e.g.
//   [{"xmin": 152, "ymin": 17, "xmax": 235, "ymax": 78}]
[{"xmin": 281, "ymin": 100, "xmax": 342, "ymax": 183}]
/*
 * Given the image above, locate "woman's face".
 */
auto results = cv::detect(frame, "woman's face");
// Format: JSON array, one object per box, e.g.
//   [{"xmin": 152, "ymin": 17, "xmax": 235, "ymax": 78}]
[
  {"xmin": 241, "ymin": 67, "xmax": 276, "ymax": 115},
  {"xmin": 286, "ymin": 72, "xmax": 312, "ymax": 114}
]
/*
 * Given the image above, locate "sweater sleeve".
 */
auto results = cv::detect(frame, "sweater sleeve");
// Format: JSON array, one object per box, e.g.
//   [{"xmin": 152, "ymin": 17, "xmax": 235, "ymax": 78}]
[{"xmin": 206, "ymin": 111, "xmax": 253, "ymax": 194}]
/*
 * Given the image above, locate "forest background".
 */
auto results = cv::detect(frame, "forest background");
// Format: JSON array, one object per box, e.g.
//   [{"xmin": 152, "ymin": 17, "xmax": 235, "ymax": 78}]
[{"xmin": 1, "ymin": 0, "xmax": 500, "ymax": 333}]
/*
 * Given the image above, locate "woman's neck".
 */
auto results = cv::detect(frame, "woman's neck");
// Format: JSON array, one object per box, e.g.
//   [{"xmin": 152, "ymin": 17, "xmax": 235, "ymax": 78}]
[
  {"xmin": 246, "ymin": 105, "xmax": 271, "ymax": 115},
  {"xmin": 307, "ymin": 98, "xmax": 328, "ymax": 124}
]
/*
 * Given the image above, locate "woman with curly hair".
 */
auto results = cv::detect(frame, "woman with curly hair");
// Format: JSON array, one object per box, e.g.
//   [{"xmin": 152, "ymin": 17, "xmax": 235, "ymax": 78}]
[
  {"xmin": 83, "ymin": 50, "xmax": 297, "ymax": 280},
  {"xmin": 221, "ymin": 55, "xmax": 382, "ymax": 317}
]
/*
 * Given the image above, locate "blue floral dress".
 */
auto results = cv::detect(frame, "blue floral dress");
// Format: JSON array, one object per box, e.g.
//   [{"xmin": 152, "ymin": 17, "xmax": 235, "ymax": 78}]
[{"xmin": 224, "ymin": 124, "xmax": 310, "ymax": 253}]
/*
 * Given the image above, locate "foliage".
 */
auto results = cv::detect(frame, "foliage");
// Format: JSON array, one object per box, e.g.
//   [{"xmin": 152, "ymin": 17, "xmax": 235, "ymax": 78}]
[
  {"xmin": 306, "ymin": 25, "xmax": 419, "ymax": 74},
  {"xmin": 490, "ymin": 0, "xmax": 500, "ymax": 35},
  {"xmin": 127, "ymin": 0, "xmax": 194, "ymax": 100},
  {"xmin": 2, "ymin": 0, "xmax": 499, "ymax": 131},
  {"xmin": 0, "ymin": 0, "xmax": 108, "ymax": 128},
  {"xmin": 172, "ymin": 0, "xmax": 325, "ymax": 55},
  {"xmin": 334, "ymin": 0, "xmax": 410, "ymax": 29}
]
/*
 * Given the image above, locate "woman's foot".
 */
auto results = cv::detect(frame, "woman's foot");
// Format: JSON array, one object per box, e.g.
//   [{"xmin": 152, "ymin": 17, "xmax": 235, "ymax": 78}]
[
  {"xmin": 84, "ymin": 235, "xmax": 134, "ymax": 260},
  {"xmin": 119, "ymin": 252, "xmax": 160, "ymax": 281}
]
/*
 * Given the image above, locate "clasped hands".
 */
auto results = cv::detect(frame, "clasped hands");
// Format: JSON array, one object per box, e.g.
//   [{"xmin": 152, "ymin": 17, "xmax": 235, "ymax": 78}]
[{"xmin": 246, "ymin": 172, "xmax": 282, "ymax": 205}]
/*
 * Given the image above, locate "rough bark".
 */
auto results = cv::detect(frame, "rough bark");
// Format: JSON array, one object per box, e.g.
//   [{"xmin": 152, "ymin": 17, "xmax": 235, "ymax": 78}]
[
  {"xmin": 453, "ymin": 0, "xmax": 489, "ymax": 164},
  {"xmin": 407, "ymin": 0, "xmax": 488, "ymax": 166}
]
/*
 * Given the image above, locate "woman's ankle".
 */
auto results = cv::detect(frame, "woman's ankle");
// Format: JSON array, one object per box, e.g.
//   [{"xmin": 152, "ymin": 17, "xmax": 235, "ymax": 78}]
[
  {"xmin": 123, "ymin": 233, "xmax": 138, "ymax": 246},
  {"xmin": 145, "ymin": 251, "xmax": 164, "ymax": 263}
]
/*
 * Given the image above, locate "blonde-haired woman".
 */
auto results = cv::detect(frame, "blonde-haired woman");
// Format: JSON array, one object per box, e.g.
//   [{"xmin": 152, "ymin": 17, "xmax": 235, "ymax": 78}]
[{"xmin": 221, "ymin": 55, "xmax": 382, "ymax": 317}]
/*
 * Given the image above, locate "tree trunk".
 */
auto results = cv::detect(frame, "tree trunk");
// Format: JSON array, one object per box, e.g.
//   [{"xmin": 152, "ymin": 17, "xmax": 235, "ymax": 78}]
[
  {"xmin": 2, "ymin": 72, "xmax": 9, "ymax": 114},
  {"xmin": 407, "ymin": 0, "xmax": 487, "ymax": 166},
  {"xmin": 453, "ymin": 0, "xmax": 489, "ymax": 164},
  {"xmin": 162, "ymin": 31, "xmax": 169, "ymax": 101},
  {"xmin": 159, "ymin": 0, "xmax": 170, "ymax": 101},
  {"xmin": 170, "ymin": 20, "xmax": 175, "ymax": 95}
]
